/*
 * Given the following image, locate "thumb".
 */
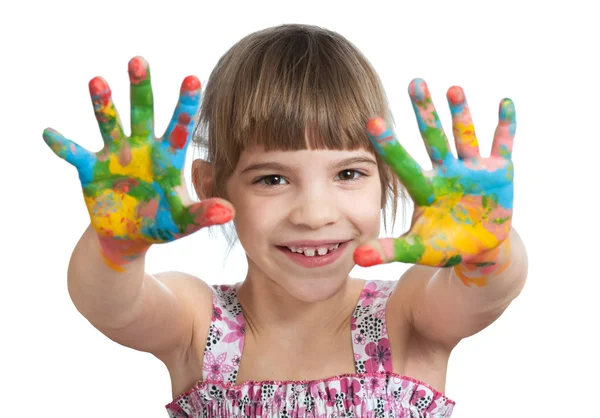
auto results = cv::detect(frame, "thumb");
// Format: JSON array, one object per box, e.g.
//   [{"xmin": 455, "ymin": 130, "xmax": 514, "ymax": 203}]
[
  {"xmin": 182, "ymin": 198, "xmax": 235, "ymax": 235},
  {"xmin": 354, "ymin": 236, "xmax": 427, "ymax": 267},
  {"xmin": 43, "ymin": 128, "xmax": 96, "ymax": 185}
]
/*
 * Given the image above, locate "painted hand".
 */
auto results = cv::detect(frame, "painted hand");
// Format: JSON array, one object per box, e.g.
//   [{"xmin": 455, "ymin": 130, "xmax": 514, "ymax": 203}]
[
  {"xmin": 354, "ymin": 79, "xmax": 515, "ymax": 268},
  {"xmin": 43, "ymin": 56, "xmax": 234, "ymax": 270}
]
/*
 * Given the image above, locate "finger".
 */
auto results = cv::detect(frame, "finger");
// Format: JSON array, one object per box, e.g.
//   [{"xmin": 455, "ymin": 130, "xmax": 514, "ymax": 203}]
[
  {"xmin": 179, "ymin": 198, "xmax": 235, "ymax": 236},
  {"xmin": 491, "ymin": 98, "xmax": 516, "ymax": 159},
  {"xmin": 447, "ymin": 86, "xmax": 480, "ymax": 159},
  {"xmin": 366, "ymin": 117, "xmax": 433, "ymax": 206},
  {"xmin": 128, "ymin": 56, "xmax": 154, "ymax": 139},
  {"xmin": 409, "ymin": 79, "xmax": 452, "ymax": 164},
  {"xmin": 43, "ymin": 128, "xmax": 96, "ymax": 184},
  {"xmin": 89, "ymin": 76, "xmax": 125, "ymax": 148},
  {"xmin": 160, "ymin": 76, "xmax": 202, "ymax": 170},
  {"xmin": 354, "ymin": 236, "xmax": 462, "ymax": 267}
]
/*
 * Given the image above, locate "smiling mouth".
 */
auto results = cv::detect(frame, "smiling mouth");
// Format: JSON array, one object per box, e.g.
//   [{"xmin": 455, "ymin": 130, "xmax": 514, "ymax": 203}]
[{"xmin": 278, "ymin": 242, "xmax": 343, "ymax": 257}]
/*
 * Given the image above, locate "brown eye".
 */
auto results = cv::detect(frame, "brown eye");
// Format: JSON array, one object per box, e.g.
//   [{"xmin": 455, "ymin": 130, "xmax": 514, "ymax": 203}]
[
  {"xmin": 337, "ymin": 169, "xmax": 360, "ymax": 181},
  {"xmin": 257, "ymin": 175, "xmax": 287, "ymax": 186}
]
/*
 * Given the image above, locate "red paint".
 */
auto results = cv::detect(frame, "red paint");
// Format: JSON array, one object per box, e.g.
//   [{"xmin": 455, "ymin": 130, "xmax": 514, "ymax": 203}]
[
  {"xmin": 366, "ymin": 117, "xmax": 386, "ymax": 137},
  {"xmin": 447, "ymin": 86, "xmax": 465, "ymax": 105},
  {"xmin": 181, "ymin": 75, "xmax": 201, "ymax": 93},
  {"xmin": 200, "ymin": 203, "xmax": 233, "ymax": 226},
  {"xmin": 278, "ymin": 241, "xmax": 349, "ymax": 269},
  {"xmin": 353, "ymin": 246, "xmax": 382, "ymax": 267},
  {"xmin": 128, "ymin": 56, "xmax": 148, "ymax": 84},
  {"xmin": 113, "ymin": 178, "xmax": 138, "ymax": 193},
  {"xmin": 169, "ymin": 113, "xmax": 191, "ymax": 149},
  {"xmin": 89, "ymin": 77, "xmax": 110, "ymax": 98}
]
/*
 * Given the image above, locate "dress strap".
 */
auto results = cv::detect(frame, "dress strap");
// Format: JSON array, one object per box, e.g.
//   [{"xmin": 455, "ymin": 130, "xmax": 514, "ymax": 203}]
[
  {"xmin": 351, "ymin": 280, "xmax": 399, "ymax": 374},
  {"xmin": 201, "ymin": 284, "xmax": 245, "ymax": 384}
]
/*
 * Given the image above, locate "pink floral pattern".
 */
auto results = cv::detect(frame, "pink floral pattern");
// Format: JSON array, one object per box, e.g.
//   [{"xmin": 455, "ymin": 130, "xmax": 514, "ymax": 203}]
[{"xmin": 165, "ymin": 281, "xmax": 455, "ymax": 417}]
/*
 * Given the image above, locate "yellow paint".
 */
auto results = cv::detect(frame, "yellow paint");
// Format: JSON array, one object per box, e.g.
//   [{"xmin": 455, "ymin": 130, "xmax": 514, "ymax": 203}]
[
  {"xmin": 453, "ymin": 122, "xmax": 479, "ymax": 149},
  {"xmin": 108, "ymin": 145, "xmax": 154, "ymax": 183},
  {"xmin": 101, "ymin": 253, "xmax": 125, "ymax": 273},
  {"xmin": 454, "ymin": 237, "xmax": 512, "ymax": 287},
  {"xmin": 85, "ymin": 190, "xmax": 144, "ymax": 240}
]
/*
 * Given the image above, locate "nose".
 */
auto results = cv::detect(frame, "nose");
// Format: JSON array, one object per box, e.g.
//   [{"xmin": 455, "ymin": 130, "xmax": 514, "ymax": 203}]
[{"xmin": 288, "ymin": 186, "xmax": 340, "ymax": 229}]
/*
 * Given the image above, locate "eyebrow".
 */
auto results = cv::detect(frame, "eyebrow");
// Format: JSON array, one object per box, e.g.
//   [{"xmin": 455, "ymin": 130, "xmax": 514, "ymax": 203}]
[{"xmin": 240, "ymin": 156, "xmax": 377, "ymax": 174}]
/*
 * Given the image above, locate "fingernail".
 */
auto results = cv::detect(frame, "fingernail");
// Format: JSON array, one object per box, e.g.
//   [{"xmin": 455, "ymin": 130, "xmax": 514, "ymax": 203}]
[
  {"xmin": 128, "ymin": 56, "xmax": 148, "ymax": 84},
  {"xmin": 181, "ymin": 76, "xmax": 201, "ymax": 93},
  {"xmin": 354, "ymin": 246, "xmax": 382, "ymax": 267},
  {"xmin": 204, "ymin": 203, "xmax": 233, "ymax": 225},
  {"xmin": 89, "ymin": 77, "xmax": 109, "ymax": 98},
  {"xmin": 366, "ymin": 117, "xmax": 386, "ymax": 137}
]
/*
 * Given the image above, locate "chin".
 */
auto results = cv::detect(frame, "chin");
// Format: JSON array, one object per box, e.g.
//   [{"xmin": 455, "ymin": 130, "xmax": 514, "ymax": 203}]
[{"xmin": 280, "ymin": 270, "xmax": 352, "ymax": 303}]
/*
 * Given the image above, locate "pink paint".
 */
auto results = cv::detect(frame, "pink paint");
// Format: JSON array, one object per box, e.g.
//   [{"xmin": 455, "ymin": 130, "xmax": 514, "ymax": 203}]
[
  {"xmin": 446, "ymin": 86, "xmax": 465, "ymax": 105},
  {"xmin": 136, "ymin": 199, "xmax": 159, "ymax": 218},
  {"xmin": 278, "ymin": 241, "xmax": 349, "ymax": 268},
  {"xmin": 492, "ymin": 122, "xmax": 514, "ymax": 157},
  {"xmin": 118, "ymin": 141, "xmax": 132, "ymax": 166},
  {"xmin": 379, "ymin": 238, "xmax": 396, "ymax": 261}
]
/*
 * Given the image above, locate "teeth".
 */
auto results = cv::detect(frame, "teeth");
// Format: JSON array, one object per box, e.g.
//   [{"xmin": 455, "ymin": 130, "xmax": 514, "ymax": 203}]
[{"xmin": 286, "ymin": 243, "xmax": 342, "ymax": 257}]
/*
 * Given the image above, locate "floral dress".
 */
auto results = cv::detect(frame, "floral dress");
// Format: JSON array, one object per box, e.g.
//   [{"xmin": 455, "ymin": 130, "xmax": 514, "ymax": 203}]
[{"xmin": 165, "ymin": 280, "xmax": 455, "ymax": 417}]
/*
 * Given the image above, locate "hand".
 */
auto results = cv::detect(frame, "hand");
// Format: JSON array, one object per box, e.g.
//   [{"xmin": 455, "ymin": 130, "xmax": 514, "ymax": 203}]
[
  {"xmin": 43, "ymin": 56, "xmax": 234, "ymax": 270},
  {"xmin": 354, "ymin": 79, "xmax": 515, "ymax": 267}
]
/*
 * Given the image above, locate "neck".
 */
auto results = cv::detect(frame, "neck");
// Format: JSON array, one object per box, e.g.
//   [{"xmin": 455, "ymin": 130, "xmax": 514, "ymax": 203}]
[{"xmin": 236, "ymin": 270, "xmax": 364, "ymax": 339}]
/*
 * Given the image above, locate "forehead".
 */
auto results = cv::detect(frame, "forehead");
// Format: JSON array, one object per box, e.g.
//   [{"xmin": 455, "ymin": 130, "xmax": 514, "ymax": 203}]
[{"xmin": 236, "ymin": 145, "xmax": 377, "ymax": 169}]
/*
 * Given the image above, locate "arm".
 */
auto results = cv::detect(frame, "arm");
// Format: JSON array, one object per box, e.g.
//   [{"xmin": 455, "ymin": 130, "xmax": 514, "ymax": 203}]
[
  {"xmin": 401, "ymin": 228, "xmax": 527, "ymax": 348},
  {"xmin": 67, "ymin": 226, "xmax": 213, "ymax": 360},
  {"xmin": 355, "ymin": 80, "xmax": 525, "ymax": 349},
  {"xmin": 43, "ymin": 56, "xmax": 233, "ymax": 363}
]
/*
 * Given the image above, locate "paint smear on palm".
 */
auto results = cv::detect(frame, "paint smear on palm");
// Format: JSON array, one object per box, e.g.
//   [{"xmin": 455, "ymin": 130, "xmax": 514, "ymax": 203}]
[
  {"xmin": 43, "ymin": 57, "xmax": 233, "ymax": 271},
  {"xmin": 355, "ymin": 83, "xmax": 514, "ymax": 271}
]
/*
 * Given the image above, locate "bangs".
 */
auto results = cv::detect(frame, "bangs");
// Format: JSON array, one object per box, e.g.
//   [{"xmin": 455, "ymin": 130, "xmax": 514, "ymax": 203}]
[{"xmin": 197, "ymin": 25, "xmax": 390, "ymax": 167}]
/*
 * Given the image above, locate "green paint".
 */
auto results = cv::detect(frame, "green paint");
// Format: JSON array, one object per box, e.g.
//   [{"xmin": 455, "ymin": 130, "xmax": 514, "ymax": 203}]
[
  {"xmin": 381, "ymin": 141, "xmax": 433, "ymax": 206},
  {"xmin": 130, "ymin": 68, "xmax": 154, "ymax": 139},
  {"xmin": 393, "ymin": 235, "xmax": 426, "ymax": 263},
  {"xmin": 431, "ymin": 175, "xmax": 464, "ymax": 196},
  {"xmin": 422, "ymin": 122, "xmax": 450, "ymax": 161},
  {"xmin": 492, "ymin": 216, "xmax": 511, "ymax": 225},
  {"xmin": 474, "ymin": 261, "xmax": 496, "ymax": 268},
  {"xmin": 444, "ymin": 255, "xmax": 462, "ymax": 267}
]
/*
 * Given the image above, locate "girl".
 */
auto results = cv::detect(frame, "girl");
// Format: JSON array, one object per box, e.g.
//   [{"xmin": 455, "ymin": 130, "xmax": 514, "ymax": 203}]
[{"xmin": 42, "ymin": 24, "xmax": 528, "ymax": 417}]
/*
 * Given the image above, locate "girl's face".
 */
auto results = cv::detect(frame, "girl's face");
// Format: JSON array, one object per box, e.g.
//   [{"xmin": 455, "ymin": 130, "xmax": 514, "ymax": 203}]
[{"xmin": 226, "ymin": 145, "xmax": 382, "ymax": 302}]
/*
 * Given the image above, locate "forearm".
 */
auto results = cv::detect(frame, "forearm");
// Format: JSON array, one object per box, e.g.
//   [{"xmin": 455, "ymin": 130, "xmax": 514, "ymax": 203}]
[
  {"xmin": 451, "ymin": 228, "xmax": 528, "ymax": 309},
  {"xmin": 67, "ymin": 225, "xmax": 150, "ymax": 330}
]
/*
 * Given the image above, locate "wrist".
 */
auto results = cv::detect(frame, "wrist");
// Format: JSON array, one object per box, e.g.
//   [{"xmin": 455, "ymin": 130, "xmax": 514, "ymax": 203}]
[
  {"xmin": 95, "ymin": 232, "xmax": 151, "ymax": 272},
  {"xmin": 453, "ymin": 235, "xmax": 512, "ymax": 287}
]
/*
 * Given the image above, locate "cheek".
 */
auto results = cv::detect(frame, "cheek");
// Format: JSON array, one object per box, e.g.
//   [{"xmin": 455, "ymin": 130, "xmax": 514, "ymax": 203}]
[{"xmin": 232, "ymin": 198, "xmax": 281, "ymax": 246}]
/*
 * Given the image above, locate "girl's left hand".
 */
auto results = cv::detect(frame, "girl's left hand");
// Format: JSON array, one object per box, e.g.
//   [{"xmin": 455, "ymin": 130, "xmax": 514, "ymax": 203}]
[{"xmin": 354, "ymin": 79, "xmax": 516, "ymax": 268}]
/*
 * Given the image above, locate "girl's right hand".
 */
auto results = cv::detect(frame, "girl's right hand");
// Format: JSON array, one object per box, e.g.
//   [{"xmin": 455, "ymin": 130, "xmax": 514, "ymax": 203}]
[{"xmin": 43, "ymin": 56, "xmax": 234, "ymax": 271}]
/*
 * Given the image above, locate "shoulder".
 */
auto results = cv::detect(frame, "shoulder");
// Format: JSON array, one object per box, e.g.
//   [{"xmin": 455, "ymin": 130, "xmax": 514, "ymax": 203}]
[
  {"xmin": 151, "ymin": 272, "xmax": 216, "ymax": 361},
  {"xmin": 388, "ymin": 265, "xmax": 436, "ymax": 318}
]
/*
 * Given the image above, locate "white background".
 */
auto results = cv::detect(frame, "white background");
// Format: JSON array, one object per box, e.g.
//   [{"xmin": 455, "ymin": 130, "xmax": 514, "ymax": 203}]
[{"xmin": 1, "ymin": 0, "xmax": 597, "ymax": 416}]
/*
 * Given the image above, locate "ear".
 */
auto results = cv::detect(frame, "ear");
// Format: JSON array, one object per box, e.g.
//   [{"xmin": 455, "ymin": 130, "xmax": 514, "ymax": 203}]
[{"xmin": 191, "ymin": 158, "xmax": 215, "ymax": 199}]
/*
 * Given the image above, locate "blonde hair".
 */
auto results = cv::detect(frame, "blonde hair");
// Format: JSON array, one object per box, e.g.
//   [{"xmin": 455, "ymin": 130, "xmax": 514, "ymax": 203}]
[{"xmin": 193, "ymin": 24, "xmax": 405, "ymax": 252}]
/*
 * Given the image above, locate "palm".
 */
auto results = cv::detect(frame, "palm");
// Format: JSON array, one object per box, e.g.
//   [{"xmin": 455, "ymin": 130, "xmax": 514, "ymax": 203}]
[
  {"xmin": 355, "ymin": 79, "xmax": 516, "ymax": 267},
  {"xmin": 43, "ymin": 57, "xmax": 233, "ymax": 244}
]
